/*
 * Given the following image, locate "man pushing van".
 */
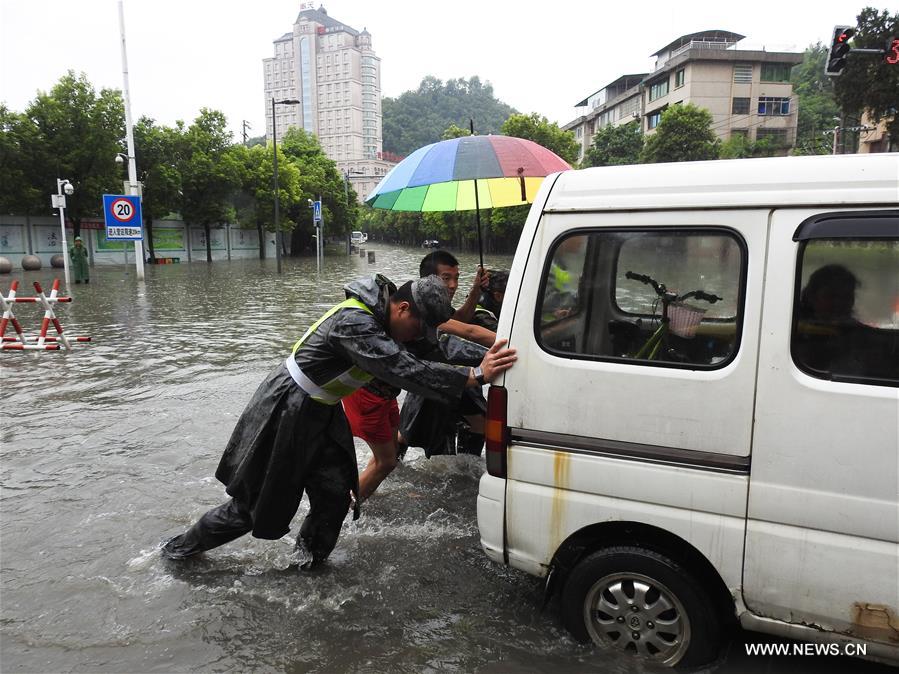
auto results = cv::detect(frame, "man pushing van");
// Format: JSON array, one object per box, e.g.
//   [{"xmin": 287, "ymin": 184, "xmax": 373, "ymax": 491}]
[{"xmin": 161, "ymin": 274, "xmax": 516, "ymax": 567}]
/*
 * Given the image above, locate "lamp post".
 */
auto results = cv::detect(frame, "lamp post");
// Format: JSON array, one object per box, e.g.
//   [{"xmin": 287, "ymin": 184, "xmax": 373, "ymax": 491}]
[
  {"xmin": 271, "ymin": 97, "xmax": 300, "ymax": 274},
  {"xmin": 52, "ymin": 179, "xmax": 74, "ymax": 288}
]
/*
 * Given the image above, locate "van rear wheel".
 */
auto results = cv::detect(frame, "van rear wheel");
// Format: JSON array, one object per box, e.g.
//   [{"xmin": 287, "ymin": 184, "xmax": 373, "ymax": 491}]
[{"xmin": 561, "ymin": 545, "xmax": 721, "ymax": 667}]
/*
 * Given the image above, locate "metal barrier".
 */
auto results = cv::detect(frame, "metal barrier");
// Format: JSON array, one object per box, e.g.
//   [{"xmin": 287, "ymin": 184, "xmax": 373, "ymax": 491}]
[{"xmin": 1, "ymin": 279, "xmax": 91, "ymax": 351}]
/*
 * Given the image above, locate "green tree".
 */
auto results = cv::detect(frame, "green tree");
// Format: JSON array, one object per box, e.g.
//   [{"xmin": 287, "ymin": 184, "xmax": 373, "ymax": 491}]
[
  {"xmin": 382, "ymin": 76, "xmax": 517, "ymax": 156},
  {"xmin": 176, "ymin": 109, "xmax": 241, "ymax": 262},
  {"xmin": 134, "ymin": 117, "xmax": 182, "ymax": 260},
  {"xmin": 0, "ymin": 105, "xmax": 43, "ymax": 215},
  {"xmin": 833, "ymin": 7, "xmax": 899, "ymax": 145},
  {"xmin": 718, "ymin": 134, "xmax": 781, "ymax": 159},
  {"xmin": 19, "ymin": 71, "xmax": 125, "ymax": 236},
  {"xmin": 442, "ymin": 123, "xmax": 471, "ymax": 140},
  {"xmin": 582, "ymin": 122, "xmax": 644, "ymax": 167},
  {"xmin": 279, "ymin": 127, "xmax": 357, "ymax": 255},
  {"xmin": 500, "ymin": 113, "xmax": 580, "ymax": 165},
  {"xmin": 790, "ymin": 43, "xmax": 840, "ymax": 155},
  {"xmin": 231, "ymin": 143, "xmax": 302, "ymax": 258},
  {"xmin": 640, "ymin": 103, "xmax": 719, "ymax": 163}
]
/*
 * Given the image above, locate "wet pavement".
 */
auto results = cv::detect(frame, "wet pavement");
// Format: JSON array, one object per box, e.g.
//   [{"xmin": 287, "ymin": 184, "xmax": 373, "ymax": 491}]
[{"xmin": 0, "ymin": 244, "xmax": 893, "ymax": 673}]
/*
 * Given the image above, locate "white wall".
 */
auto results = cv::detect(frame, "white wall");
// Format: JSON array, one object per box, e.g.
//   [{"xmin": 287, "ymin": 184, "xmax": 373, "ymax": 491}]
[{"xmin": 0, "ymin": 216, "xmax": 276, "ymax": 270}]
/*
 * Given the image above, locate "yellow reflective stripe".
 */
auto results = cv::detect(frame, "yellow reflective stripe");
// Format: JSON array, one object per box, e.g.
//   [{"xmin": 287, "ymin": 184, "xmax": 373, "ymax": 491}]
[
  {"xmin": 292, "ymin": 297, "xmax": 373, "ymax": 355},
  {"xmin": 287, "ymin": 297, "xmax": 377, "ymax": 402},
  {"xmin": 348, "ymin": 366, "xmax": 373, "ymax": 383}
]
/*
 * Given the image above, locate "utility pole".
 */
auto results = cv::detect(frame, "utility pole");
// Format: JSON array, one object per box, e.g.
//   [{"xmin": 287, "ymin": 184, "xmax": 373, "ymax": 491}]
[
  {"xmin": 242, "ymin": 120, "xmax": 251, "ymax": 146},
  {"xmin": 118, "ymin": 0, "xmax": 145, "ymax": 281}
]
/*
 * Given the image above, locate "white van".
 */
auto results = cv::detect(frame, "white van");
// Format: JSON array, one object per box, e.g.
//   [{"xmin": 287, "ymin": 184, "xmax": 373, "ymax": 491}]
[
  {"xmin": 351, "ymin": 230, "xmax": 368, "ymax": 245},
  {"xmin": 478, "ymin": 154, "xmax": 899, "ymax": 667}
]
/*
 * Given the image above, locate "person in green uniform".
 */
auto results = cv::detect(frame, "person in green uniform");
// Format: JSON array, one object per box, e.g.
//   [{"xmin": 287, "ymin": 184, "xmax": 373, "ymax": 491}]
[
  {"xmin": 161, "ymin": 274, "xmax": 516, "ymax": 568},
  {"xmin": 69, "ymin": 236, "xmax": 89, "ymax": 284}
]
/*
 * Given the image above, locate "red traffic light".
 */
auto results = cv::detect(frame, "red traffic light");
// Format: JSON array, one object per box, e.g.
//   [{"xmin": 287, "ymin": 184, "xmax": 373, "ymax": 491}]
[
  {"xmin": 825, "ymin": 25, "xmax": 855, "ymax": 76},
  {"xmin": 886, "ymin": 38, "xmax": 899, "ymax": 65}
]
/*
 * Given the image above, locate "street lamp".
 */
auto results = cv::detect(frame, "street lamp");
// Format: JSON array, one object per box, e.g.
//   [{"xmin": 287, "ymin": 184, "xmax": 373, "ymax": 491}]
[
  {"xmin": 271, "ymin": 97, "xmax": 300, "ymax": 274},
  {"xmin": 52, "ymin": 179, "xmax": 74, "ymax": 288}
]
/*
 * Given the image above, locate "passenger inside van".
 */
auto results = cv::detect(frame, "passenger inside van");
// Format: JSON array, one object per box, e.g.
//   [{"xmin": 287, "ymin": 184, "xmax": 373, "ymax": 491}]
[{"xmin": 794, "ymin": 263, "xmax": 899, "ymax": 383}]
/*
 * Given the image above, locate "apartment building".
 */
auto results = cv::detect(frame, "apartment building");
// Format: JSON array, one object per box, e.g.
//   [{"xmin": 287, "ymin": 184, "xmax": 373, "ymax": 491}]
[
  {"xmin": 565, "ymin": 30, "xmax": 803, "ymax": 162},
  {"xmin": 262, "ymin": 4, "xmax": 394, "ymax": 201}
]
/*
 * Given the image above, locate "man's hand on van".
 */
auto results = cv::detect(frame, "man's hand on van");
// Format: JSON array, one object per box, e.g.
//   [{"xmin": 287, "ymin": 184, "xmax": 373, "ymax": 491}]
[{"xmin": 470, "ymin": 339, "xmax": 517, "ymax": 386}]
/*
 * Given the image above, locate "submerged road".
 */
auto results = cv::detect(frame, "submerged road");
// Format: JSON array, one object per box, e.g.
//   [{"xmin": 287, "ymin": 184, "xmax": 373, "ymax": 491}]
[{"xmin": 1, "ymin": 244, "xmax": 892, "ymax": 672}]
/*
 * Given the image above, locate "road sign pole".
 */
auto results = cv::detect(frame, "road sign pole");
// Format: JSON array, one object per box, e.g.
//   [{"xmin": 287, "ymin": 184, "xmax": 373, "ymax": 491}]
[{"xmin": 118, "ymin": 0, "xmax": 144, "ymax": 281}]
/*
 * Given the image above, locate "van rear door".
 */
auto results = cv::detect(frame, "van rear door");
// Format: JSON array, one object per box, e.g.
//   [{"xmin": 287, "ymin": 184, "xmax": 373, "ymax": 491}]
[{"xmin": 746, "ymin": 207, "xmax": 899, "ymax": 645}]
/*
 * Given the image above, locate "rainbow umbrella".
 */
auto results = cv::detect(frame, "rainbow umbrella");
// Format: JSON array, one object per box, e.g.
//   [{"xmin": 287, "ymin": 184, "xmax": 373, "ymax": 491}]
[{"xmin": 366, "ymin": 134, "xmax": 571, "ymax": 265}]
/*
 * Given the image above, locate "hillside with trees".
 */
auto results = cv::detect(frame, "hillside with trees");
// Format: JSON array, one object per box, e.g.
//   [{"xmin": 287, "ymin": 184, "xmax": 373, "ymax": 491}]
[{"xmin": 381, "ymin": 76, "xmax": 517, "ymax": 156}]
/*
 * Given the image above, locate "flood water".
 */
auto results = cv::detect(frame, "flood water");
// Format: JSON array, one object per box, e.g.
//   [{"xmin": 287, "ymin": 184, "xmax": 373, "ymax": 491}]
[{"xmin": 0, "ymin": 244, "xmax": 892, "ymax": 673}]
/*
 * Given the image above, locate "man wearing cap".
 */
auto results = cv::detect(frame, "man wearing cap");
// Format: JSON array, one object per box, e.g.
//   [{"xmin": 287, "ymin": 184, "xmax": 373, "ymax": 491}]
[
  {"xmin": 161, "ymin": 274, "xmax": 516, "ymax": 567},
  {"xmin": 69, "ymin": 236, "xmax": 89, "ymax": 284}
]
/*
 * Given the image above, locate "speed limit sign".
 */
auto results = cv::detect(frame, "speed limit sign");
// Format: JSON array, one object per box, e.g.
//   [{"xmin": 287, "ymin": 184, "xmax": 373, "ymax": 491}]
[{"xmin": 103, "ymin": 194, "xmax": 143, "ymax": 240}]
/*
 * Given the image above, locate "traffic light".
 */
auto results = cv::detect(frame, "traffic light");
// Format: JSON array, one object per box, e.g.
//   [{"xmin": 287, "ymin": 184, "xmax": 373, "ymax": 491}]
[
  {"xmin": 825, "ymin": 26, "xmax": 855, "ymax": 76},
  {"xmin": 885, "ymin": 37, "xmax": 899, "ymax": 65}
]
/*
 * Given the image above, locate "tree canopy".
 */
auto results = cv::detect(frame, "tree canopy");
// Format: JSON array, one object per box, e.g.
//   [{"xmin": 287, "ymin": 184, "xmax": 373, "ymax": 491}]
[
  {"xmin": 833, "ymin": 7, "xmax": 899, "ymax": 143},
  {"xmin": 582, "ymin": 122, "xmax": 644, "ymax": 167},
  {"xmin": 1, "ymin": 73, "xmax": 358, "ymax": 258},
  {"xmin": 640, "ymin": 104, "xmax": 719, "ymax": 163},
  {"xmin": 382, "ymin": 76, "xmax": 516, "ymax": 156},
  {"xmin": 500, "ymin": 113, "xmax": 579, "ymax": 165},
  {"xmin": 790, "ymin": 43, "xmax": 840, "ymax": 155}
]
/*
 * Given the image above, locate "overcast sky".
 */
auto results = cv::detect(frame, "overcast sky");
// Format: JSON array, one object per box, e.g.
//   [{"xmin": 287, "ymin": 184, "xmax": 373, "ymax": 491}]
[{"xmin": 0, "ymin": 0, "xmax": 871, "ymax": 141}]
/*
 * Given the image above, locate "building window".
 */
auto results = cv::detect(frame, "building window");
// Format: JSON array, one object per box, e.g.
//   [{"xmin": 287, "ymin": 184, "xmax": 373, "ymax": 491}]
[
  {"xmin": 575, "ymin": 127, "xmax": 583, "ymax": 138},
  {"xmin": 758, "ymin": 97, "xmax": 790, "ymax": 115},
  {"xmin": 756, "ymin": 128, "xmax": 788, "ymax": 145},
  {"xmin": 732, "ymin": 97, "xmax": 750, "ymax": 114},
  {"xmin": 733, "ymin": 64, "xmax": 753, "ymax": 83},
  {"xmin": 536, "ymin": 229, "xmax": 745, "ymax": 369},
  {"xmin": 791, "ymin": 216, "xmax": 899, "ymax": 386},
  {"xmin": 761, "ymin": 62, "xmax": 793, "ymax": 82},
  {"xmin": 647, "ymin": 110, "xmax": 663, "ymax": 129},
  {"xmin": 731, "ymin": 129, "xmax": 749, "ymax": 139},
  {"xmin": 675, "ymin": 68, "xmax": 685, "ymax": 88},
  {"xmin": 648, "ymin": 77, "xmax": 669, "ymax": 102}
]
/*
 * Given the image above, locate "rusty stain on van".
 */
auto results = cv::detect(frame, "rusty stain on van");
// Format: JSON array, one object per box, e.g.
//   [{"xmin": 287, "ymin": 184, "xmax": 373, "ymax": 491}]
[
  {"xmin": 550, "ymin": 451, "xmax": 570, "ymax": 554},
  {"xmin": 851, "ymin": 603, "xmax": 899, "ymax": 642}
]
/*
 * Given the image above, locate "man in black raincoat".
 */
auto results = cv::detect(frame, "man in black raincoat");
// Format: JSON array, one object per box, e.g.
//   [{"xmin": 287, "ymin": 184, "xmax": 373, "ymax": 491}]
[{"xmin": 161, "ymin": 274, "xmax": 516, "ymax": 566}]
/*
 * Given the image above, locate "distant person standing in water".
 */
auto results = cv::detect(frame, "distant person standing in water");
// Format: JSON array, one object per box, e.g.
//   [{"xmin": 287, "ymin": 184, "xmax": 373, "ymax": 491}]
[{"xmin": 70, "ymin": 236, "xmax": 89, "ymax": 284}]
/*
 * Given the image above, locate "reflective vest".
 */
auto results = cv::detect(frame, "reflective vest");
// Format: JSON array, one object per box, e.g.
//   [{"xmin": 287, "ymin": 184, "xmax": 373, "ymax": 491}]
[
  {"xmin": 474, "ymin": 304, "xmax": 497, "ymax": 322},
  {"xmin": 285, "ymin": 298, "xmax": 375, "ymax": 405}
]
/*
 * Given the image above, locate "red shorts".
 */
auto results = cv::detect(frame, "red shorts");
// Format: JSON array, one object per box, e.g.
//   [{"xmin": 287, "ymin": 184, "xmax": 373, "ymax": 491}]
[{"xmin": 342, "ymin": 388, "xmax": 400, "ymax": 444}]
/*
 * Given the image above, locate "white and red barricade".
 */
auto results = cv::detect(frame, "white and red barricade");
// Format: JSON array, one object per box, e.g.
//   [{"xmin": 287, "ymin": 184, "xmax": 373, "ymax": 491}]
[{"xmin": 1, "ymin": 279, "xmax": 91, "ymax": 351}]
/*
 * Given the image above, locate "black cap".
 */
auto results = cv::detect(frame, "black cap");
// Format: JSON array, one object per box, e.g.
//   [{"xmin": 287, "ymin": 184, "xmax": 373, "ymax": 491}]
[
  {"xmin": 411, "ymin": 275, "xmax": 454, "ymax": 327},
  {"xmin": 487, "ymin": 270, "xmax": 509, "ymax": 293}
]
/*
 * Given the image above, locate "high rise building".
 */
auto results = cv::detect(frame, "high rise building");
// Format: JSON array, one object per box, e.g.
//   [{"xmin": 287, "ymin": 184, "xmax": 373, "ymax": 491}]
[
  {"xmin": 565, "ymin": 31, "xmax": 803, "ymax": 162},
  {"xmin": 263, "ymin": 4, "xmax": 394, "ymax": 201}
]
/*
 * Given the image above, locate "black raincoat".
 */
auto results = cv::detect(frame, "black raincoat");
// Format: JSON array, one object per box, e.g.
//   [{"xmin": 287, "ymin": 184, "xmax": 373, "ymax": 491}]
[{"xmin": 164, "ymin": 275, "xmax": 471, "ymax": 562}]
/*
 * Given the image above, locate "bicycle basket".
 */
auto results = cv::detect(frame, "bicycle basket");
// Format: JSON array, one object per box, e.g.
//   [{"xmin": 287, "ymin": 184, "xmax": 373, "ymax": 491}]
[{"xmin": 668, "ymin": 302, "xmax": 706, "ymax": 338}]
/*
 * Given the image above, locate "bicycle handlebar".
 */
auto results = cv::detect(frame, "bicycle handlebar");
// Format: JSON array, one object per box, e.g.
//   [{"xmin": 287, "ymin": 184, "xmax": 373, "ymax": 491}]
[
  {"xmin": 679, "ymin": 290, "xmax": 723, "ymax": 304},
  {"xmin": 625, "ymin": 271, "xmax": 722, "ymax": 304}
]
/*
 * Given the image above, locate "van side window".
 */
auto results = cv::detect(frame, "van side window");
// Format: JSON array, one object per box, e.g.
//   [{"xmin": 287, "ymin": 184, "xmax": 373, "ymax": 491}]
[
  {"xmin": 792, "ymin": 236, "xmax": 899, "ymax": 387},
  {"xmin": 537, "ymin": 229, "xmax": 744, "ymax": 368}
]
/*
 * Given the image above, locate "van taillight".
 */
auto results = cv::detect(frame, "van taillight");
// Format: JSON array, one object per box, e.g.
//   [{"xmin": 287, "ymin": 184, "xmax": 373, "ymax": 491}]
[{"xmin": 485, "ymin": 385, "xmax": 508, "ymax": 478}]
